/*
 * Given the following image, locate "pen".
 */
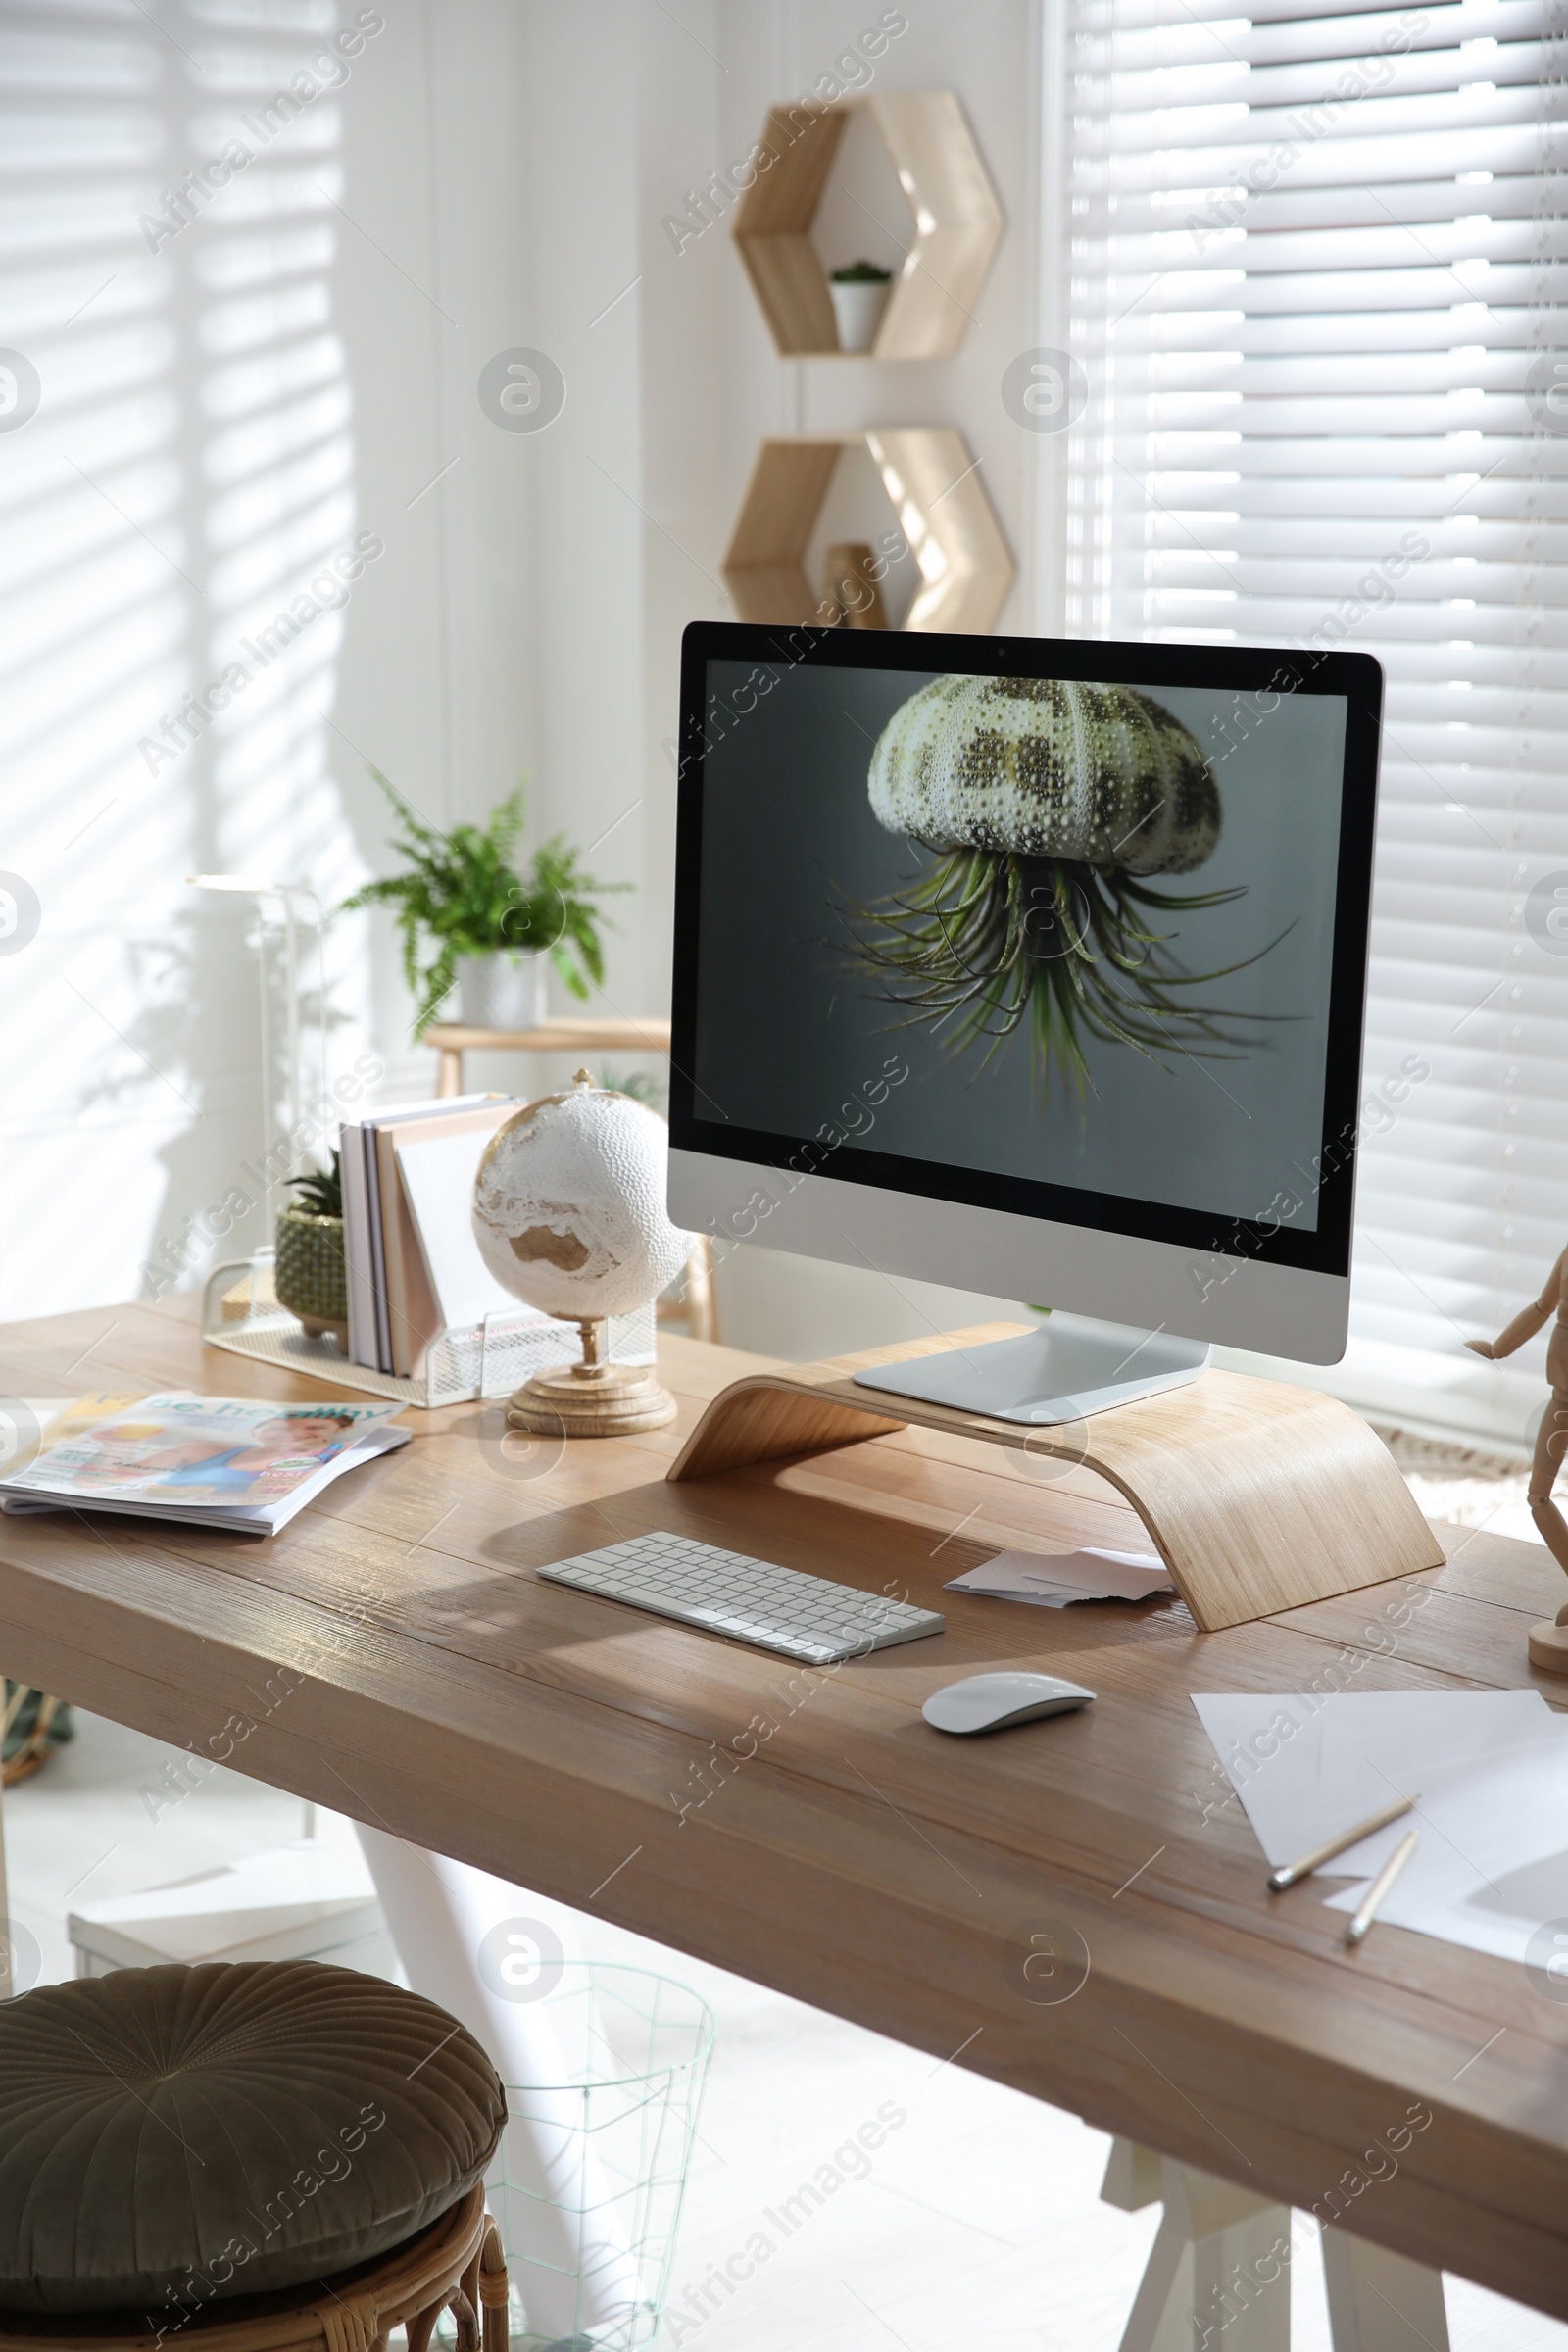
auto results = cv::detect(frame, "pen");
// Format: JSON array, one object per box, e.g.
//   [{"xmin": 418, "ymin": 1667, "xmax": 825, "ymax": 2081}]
[
  {"xmin": 1267, "ymin": 1792, "xmax": 1418, "ymax": 1891},
  {"xmin": 1343, "ymin": 1829, "xmax": 1420, "ymax": 1948}
]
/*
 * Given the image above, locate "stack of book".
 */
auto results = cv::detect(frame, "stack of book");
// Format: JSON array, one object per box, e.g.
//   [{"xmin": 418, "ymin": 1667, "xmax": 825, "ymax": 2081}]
[{"xmin": 340, "ymin": 1093, "xmax": 545, "ymax": 1378}]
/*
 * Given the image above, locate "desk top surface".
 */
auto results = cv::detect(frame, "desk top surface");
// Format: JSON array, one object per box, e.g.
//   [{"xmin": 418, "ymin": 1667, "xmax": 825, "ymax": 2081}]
[{"xmin": 0, "ymin": 1301, "xmax": 1562, "ymax": 2312}]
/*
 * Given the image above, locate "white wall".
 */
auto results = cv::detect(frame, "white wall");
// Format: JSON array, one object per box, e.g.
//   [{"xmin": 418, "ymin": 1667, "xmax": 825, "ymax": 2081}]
[
  {"xmin": 456, "ymin": 0, "xmax": 1052, "ymax": 1362},
  {"xmin": 2, "ymin": 0, "xmax": 1045, "ymax": 1363},
  {"xmin": 681, "ymin": 0, "xmax": 1049, "ymax": 1355},
  {"xmin": 0, "ymin": 1, "xmax": 540, "ymax": 1323},
  {"xmin": 3, "ymin": 3, "xmax": 376, "ymax": 1322}
]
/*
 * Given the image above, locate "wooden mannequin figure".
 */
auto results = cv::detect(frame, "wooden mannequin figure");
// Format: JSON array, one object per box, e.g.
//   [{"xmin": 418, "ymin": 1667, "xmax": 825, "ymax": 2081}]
[{"xmin": 1467, "ymin": 1246, "xmax": 1568, "ymax": 1674}]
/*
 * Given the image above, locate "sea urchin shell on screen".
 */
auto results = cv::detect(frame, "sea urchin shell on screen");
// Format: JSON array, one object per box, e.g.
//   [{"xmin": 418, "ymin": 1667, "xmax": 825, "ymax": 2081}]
[{"xmin": 850, "ymin": 674, "xmax": 1288, "ymax": 1091}]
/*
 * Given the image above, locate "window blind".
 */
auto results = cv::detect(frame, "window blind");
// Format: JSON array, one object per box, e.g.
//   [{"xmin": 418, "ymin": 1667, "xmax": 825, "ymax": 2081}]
[{"xmin": 1059, "ymin": 0, "xmax": 1568, "ymax": 1440}]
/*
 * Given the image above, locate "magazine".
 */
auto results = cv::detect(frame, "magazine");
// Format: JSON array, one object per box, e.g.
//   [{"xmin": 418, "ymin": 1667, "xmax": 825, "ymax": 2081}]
[{"xmin": 0, "ymin": 1395, "xmax": 409, "ymax": 1536}]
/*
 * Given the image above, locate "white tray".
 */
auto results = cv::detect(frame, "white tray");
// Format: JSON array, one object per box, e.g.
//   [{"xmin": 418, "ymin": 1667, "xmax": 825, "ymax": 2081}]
[{"xmin": 201, "ymin": 1258, "xmax": 656, "ymax": 1409}]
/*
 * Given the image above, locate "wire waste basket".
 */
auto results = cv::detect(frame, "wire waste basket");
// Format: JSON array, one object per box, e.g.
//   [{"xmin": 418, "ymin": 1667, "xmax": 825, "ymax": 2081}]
[{"xmin": 487, "ymin": 1964, "xmax": 714, "ymax": 2351}]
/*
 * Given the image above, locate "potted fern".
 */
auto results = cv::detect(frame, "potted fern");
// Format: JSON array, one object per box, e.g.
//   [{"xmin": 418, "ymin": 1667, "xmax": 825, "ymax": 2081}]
[
  {"xmin": 275, "ymin": 1151, "xmax": 348, "ymax": 1344},
  {"xmin": 341, "ymin": 768, "xmax": 629, "ymax": 1036}
]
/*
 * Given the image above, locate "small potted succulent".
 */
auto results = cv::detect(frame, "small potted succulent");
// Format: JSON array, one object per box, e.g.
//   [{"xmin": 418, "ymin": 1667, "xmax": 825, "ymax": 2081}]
[
  {"xmin": 341, "ymin": 767, "xmax": 629, "ymax": 1037},
  {"xmin": 829, "ymin": 259, "xmax": 894, "ymax": 352},
  {"xmin": 274, "ymin": 1151, "xmax": 348, "ymax": 1345}
]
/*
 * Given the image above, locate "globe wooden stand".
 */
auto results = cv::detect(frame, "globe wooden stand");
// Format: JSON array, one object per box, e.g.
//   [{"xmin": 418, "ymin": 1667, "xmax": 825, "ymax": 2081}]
[
  {"xmin": 666, "ymin": 1324, "xmax": 1445, "ymax": 1632},
  {"xmin": 507, "ymin": 1315, "xmax": 677, "ymax": 1439}
]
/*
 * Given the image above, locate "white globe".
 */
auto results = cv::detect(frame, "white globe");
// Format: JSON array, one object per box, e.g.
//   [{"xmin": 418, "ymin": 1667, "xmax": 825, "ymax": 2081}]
[{"xmin": 472, "ymin": 1076, "xmax": 694, "ymax": 1322}]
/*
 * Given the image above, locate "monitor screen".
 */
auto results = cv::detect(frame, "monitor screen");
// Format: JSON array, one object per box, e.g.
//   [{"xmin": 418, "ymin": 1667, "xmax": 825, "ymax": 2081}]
[{"xmin": 670, "ymin": 626, "xmax": 1380, "ymax": 1287}]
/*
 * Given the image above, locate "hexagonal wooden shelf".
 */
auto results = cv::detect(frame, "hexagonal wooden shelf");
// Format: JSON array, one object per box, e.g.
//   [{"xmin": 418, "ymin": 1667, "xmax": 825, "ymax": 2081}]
[
  {"xmin": 720, "ymin": 429, "xmax": 1013, "ymax": 634},
  {"xmin": 731, "ymin": 92, "xmax": 1003, "ymax": 359}
]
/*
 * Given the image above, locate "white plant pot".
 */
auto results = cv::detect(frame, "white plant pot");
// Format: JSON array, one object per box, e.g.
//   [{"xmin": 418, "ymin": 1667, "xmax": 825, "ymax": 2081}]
[
  {"xmin": 459, "ymin": 951, "xmax": 550, "ymax": 1030},
  {"xmin": 830, "ymin": 278, "xmax": 892, "ymax": 353}
]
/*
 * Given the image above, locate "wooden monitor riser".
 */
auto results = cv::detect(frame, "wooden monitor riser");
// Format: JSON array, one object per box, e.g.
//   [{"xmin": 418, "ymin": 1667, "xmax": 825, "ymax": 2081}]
[{"xmin": 667, "ymin": 1324, "xmax": 1444, "ymax": 1633}]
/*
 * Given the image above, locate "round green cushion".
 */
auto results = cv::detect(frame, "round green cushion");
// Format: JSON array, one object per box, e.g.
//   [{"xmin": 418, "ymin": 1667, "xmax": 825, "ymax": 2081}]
[{"xmin": 0, "ymin": 1961, "xmax": 506, "ymax": 2316}]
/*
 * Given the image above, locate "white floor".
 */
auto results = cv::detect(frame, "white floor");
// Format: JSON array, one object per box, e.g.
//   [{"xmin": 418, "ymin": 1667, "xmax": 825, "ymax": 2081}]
[{"xmin": 6, "ymin": 1710, "xmax": 1566, "ymax": 2351}]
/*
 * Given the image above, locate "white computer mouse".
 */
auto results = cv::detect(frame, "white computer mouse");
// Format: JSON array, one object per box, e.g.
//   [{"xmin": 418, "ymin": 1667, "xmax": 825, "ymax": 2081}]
[{"xmin": 922, "ymin": 1671, "xmax": 1096, "ymax": 1736}]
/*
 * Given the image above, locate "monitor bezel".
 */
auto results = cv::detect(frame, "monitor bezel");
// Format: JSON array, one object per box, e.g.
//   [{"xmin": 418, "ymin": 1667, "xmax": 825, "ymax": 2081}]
[{"xmin": 669, "ymin": 622, "xmax": 1382, "ymax": 1282}]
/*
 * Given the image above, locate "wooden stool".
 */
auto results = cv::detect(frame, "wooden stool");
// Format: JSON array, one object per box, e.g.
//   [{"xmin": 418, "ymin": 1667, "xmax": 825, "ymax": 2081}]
[
  {"xmin": 0, "ymin": 2184, "xmax": 508, "ymax": 2352},
  {"xmin": 0, "ymin": 1962, "xmax": 507, "ymax": 2326}
]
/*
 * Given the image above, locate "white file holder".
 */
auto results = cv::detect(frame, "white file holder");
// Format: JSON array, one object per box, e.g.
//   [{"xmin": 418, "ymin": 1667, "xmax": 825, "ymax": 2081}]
[{"xmin": 201, "ymin": 1253, "xmax": 657, "ymax": 1409}]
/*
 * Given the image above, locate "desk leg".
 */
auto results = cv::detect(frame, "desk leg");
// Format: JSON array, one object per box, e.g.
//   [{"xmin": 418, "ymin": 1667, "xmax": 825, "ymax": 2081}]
[
  {"xmin": 1321, "ymin": 2229, "xmax": 1449, "ymax": 2350},
  {"xmin": 0, "ymin": 1685, "xmax": 11, "ymax": 1998},
  {"xmin": 1102, "ymin": 2142, "xmax": 1291, "ymax": 2350},
  {"xmin": 436, "ymin": 1046, "xmax": 464, "ymax": 1099},
  {"xmin": 1102, "ymin": 2144, "xmax": 1450, "ymax": 2352}
]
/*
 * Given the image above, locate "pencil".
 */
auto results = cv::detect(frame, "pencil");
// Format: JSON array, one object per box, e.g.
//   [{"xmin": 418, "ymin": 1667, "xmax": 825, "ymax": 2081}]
[
  {"xmin": 1343, "ymin": 1829, "xmax": 1420, "ymax": 1948},
  {"xmin": 1267, "ymin": 1792, "xmax": 1418, "ymax": 1891}
]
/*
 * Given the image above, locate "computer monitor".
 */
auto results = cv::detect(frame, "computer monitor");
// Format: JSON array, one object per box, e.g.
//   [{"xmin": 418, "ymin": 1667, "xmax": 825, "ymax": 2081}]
[{"xmin": 667, "ymin": 623, "xmax": 1382, "ymax": 1424}]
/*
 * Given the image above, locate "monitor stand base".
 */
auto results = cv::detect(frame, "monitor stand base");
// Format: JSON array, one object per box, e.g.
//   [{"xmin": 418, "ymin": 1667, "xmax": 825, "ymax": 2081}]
[
  {"xmin": 849, "ymin": 1315, "xmax": 1209, "ymax": 1425},
  {"xmin": 666, "ymin": 1320, "xmax": 1445, "ymax": 1633}
]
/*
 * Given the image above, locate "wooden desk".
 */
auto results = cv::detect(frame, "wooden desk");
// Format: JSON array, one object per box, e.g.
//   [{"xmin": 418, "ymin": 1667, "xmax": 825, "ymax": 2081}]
[
  {"xmin": 1, "ymin": 1301, "xmax": 1566, "ymax": 2318},
  {"xmin": 424, "ymin": 1018, "xmax": 672, "ymax": 1099}
]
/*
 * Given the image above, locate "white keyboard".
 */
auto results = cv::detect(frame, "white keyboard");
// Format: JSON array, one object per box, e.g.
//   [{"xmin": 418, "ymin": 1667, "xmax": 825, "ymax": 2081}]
[{"xmin": 537, "ymin": 1531, "xmax": 945, "ymax": 1664}]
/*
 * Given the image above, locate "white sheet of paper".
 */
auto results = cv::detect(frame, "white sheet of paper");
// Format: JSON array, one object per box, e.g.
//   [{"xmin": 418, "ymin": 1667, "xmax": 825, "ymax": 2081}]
[
  {"xmin": 1319, "ymin": 1727, "xmax": 1568, "ymax": 1964},
  {"xmin": 396, "ymin": 1127, "xmax": 540, "ymax": 1331},
  {"xmin": 1192, "ymin": 1690, "xmax": 1555, "ymax": 1873},
  {"xmin": 947, "ymin": 1578, "xmax": 1080, "ymax": 1609},
  {"xmin": 949, "ymin": 1545, "xmax": 1173, "ymax": 1607}
]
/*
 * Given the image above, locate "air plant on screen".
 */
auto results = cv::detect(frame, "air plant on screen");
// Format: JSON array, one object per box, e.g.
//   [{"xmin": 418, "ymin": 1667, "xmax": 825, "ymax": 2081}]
[{"xmin": 845, "ymin": 674, "xmax": 1290, "ymax": 1093}]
